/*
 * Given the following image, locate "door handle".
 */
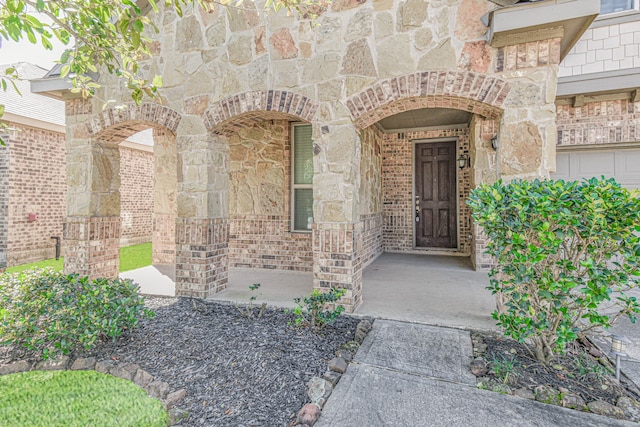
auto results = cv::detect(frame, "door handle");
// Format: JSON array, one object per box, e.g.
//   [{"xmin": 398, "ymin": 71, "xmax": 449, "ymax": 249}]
[{"xmin": 415, "ymin": 196, "xmax": 420, "ymax": 222}]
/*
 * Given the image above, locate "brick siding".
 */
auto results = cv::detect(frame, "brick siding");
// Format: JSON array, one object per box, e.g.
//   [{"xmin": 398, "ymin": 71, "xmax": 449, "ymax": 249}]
[
  {"xmin": 0, "ymin": 141, "xmax": 8, "ymax": 271},
  {"xmin": 120, "ymin": 146, "xmax": 154, "ymax": 246},
  {"xmin": 557, "ymin": 99, "xmax": 640, "ymax": 146},
  {"xmin": 7, "ymin": 124, "xmax": 66, "ymax": 266}
]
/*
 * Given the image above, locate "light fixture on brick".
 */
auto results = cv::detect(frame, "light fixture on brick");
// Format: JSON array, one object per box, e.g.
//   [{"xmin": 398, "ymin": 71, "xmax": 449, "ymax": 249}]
[
  {"xmin": 457, "ymin": 153, "xmax": 470, "ymax": 170},
  {"xmin": 491, "ymin": 136, "xmax": 498, "ymax": 151}
]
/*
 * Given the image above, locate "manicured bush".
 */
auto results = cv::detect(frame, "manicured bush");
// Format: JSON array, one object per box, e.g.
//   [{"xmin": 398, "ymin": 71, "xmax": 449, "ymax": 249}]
[
  {"xmin": 0, "ymin": 268, "xmax": 154, "ymax": 359},
  {"xmin": 468, "ymin": 178, "xmax": 640, "ymax": 364}
]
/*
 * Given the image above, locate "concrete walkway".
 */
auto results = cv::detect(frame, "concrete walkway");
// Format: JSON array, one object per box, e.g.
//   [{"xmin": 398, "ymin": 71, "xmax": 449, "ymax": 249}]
[{"xmin": 317, "ymin": 320, "xmax": 635, "ymax": 427}]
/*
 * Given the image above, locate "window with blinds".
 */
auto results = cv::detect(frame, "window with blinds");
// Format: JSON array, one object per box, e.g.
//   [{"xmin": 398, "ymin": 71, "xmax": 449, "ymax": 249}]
[{"xmin": 291, "ymin": 124, "xmax": 314, "ymax": 231}]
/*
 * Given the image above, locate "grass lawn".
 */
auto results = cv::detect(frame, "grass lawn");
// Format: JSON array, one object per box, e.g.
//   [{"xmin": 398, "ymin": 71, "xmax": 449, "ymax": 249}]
[
  {"xmin": 0, "ymin": 370, "xmax": 167, "ymax": 427},
  {"xmin": 5, "ymin": 242, "xmax": 152, "ymax": 274}
]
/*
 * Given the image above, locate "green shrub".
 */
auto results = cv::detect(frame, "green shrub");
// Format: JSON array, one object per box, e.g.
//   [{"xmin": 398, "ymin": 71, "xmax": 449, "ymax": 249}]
[
  {"xmin": 0, "ymin": 268, "xmax": 154, "ymax": 359},
  {"xmin": 468, "ymin": 178, "xmax": 640, "ymax": 364},
  {"xmin": 290, "ymin": 288, "xmax": 346, "ymax": 328}
]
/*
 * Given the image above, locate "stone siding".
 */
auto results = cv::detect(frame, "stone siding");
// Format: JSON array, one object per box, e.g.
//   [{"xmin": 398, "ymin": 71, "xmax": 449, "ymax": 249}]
[
  {"xmin": 7, "ymin": 125, "xmax": 66, "ymax": 266},
  {"xmin": 228, "ymin": 119, "xmax": 314, "ymax": 271},
  {"xmin": 120, "ymin": 146, "xmax": 154, "ymax": 246},
  {"xmin": 557, "ymin": 99, "xmax": 640, "ymax": 146},
  {"xmin": 382, "ymin": 127, "xmax": 472, "ymax": 254},
  {"xmin": 359, "ymin": 125, "xmax": 383, "ymax": 267}
]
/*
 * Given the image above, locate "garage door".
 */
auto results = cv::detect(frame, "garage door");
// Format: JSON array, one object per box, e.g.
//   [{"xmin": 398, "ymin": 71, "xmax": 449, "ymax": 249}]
[{"xmin": 551, "ymin": 148, "xmax": 640, "ymax": 190}]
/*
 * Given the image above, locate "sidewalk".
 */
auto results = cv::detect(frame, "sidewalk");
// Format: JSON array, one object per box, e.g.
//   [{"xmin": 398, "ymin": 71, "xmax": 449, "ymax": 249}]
[{"xmin": 317, "ymin": 320, "xmax": 635, "ymax": 427}]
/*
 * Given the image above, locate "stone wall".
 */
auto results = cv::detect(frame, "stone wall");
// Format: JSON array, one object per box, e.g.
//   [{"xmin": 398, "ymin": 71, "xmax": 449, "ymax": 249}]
[
  {"xmin": 359, "ymin": 125, "xmax": 383, "ymax": 267},
  {"xmin": 228, "ymin": 119, "xmax": 313, "ymax": 270},
  {"xmin": 381, "ymin": 127, "xmax": 472, "ymax": 254},
  {"xmin": 557, "ymin": 99, "xmax": 640, "ymax": 146},
  {"xmin": 7, "ymin": 125, "xmax": 66, "ymax": 266},
  {"xmin": 120, "ymin": 146, "xmax": 154, "ymax": 246}
]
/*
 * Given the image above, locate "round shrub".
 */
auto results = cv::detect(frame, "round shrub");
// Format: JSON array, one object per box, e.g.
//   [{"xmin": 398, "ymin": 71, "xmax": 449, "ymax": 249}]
[{"xmin": 0, "ymin": 268, "xmax": 154, "ymax": 359}]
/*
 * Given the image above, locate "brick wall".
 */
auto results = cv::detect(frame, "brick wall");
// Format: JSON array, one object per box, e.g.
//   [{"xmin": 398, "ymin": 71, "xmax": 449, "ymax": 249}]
[
  {"xmin": 5, "ymin": 123, "xmax": 154, "ymax": 267},
  {"xmin": 557, "ymin": 99, "xmax": 640, "ymax": 146},
  {"xmin": 7, "ymin": 124, "xmax": 66, "ymax": 266},
  {"xmin": 120, "ymin": 146, "xmax": 154, "ymax": 246},
  {"xmin": 0, "ymin": 140, "xmax": 8, "ymax": 271},
  {"xmin": 382, "ymin": 127, "xmax": 472, "ymax": 254},
  {"xmin": 559, "ymin": 21, "xmax": 640, "ymax": 77}
]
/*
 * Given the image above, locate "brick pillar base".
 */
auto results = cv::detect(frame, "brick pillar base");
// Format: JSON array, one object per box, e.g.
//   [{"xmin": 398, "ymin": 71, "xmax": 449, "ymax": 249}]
[
  {"xmin": 63, "ymin": 216, "xmax": 121, "ymax": 279},
  {"xmin": 175, "ymin": 218, "xmax": 228, "ymax": 298},
  {"xmin": 313, "ymin": 222, "xmax": 363, "ymax": 313},
  {"xmin": 471, "ymin": 223, "xmax": 494, "ymax": 272},
  {"xmin": 152, "ymin": 213, "xmax": 176, "ymax": 265}
]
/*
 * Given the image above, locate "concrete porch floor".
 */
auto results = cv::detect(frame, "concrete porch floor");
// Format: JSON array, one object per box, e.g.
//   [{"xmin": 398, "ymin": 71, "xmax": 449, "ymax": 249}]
[{"xmin": 122, "ymin": 252, "xmax": 497, "ymax": 330}]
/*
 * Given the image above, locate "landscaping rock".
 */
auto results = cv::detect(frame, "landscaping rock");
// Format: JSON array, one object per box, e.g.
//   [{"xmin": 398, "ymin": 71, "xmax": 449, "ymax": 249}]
[
  {"xmin": 70, "ymin": 357, "xmax": 96, "ymax": 370},
  {"xmin": 354, "ymin": 329, "xmax": 367, "ymax": 344},
  {"xmin": 110, "ymin": 363, "xmax": 140, "ymax": 381},
  {"xmin": 534, "ymin": 385, "xmax": 561, "ymax": 405},
  {"xmin": 95, "ymin": 360, "xmax": 115, "ymax": 374},
  {"xmin": 474, "ymin": 343, "xmax": 488, "ymax": 354},
  {"xmin": 307, "ymin": 376, "xmax": 332, "ymax": 407},
  {"xmin": 35, "ymin": 356, "xmax": 69, "ymax": 371},
  {"xmin": 296, "ymin": 403, "xmax": 321, "ymax": 426},
  {"xmin": 323, "ymin": 370, "xmax": 341, "ymax": 386},
  {"xmin": 335, "ymin": 349, "xmax": 352, "ymax": 362},
  {"xmin": 148, "ymin": 380, "xmax": 171, "ymax": 399},
  {"xmin": 0, "ymin": 360, "xmax": 31, "ymax": 375},
  {"xmin": 617, "ymin": 396, "xmax": 640, "ymax": 422},
  {"xmin": 513, "ymin": 388, "xmax": 535, "ymax": 400},
  {"xmin": 470, "ymin": 358, "xmax": 488, "ymax": 376},
  {"xmin": 561, "ymin": 393, "xmax": 586, "ymax": 410},
  {"xmin": 165, "ymin": 389, "xmax": 187, "ymax": 409},
  {"xmin": 134, "ymin": 369, "xmax": 154, "ymax": 388},
  {"xmin": 168, "ymin": 407, "xmax": 189, "ymax": 425},
  {"xmin": 327, "ymin": 357, "xmax": 347, "ymax": 374},
  {"xmin": 354, "ymin": 319, "xmax": 372, "ymax": 343},
  {"xmin": 588, "ymin": 400, "xmax": 626, "ymax": 419}
]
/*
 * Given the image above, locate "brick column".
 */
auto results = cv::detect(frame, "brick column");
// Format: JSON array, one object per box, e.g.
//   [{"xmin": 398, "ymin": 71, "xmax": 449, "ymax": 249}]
[
  {"xmin": 64, "ymin": 102, "xmax": 122, "ymax": 278},
  {"xmin": 64, "ymin": 216, "xmax": 121, "ymax": 278},
  {"xmin": 312, "ymin": 121, "xmax": 363, "ymax": 312},
  {"xmin": 0, "ymin": 140, "xmax": 8, "ymax": 273},
  {"xmin": 153, "ymin": 214, "xmax": 176, "ymax": 264},
  {"xmin": 175, "ymin": 127, "xmax": 229, "ymax": 298},
  {"xmin": 175, "ymin": 218, "xmax": 228, "ymax": 297},
  {"xmin": 313, "ymin": 222, "xmax": 363, "ymax": 312}
]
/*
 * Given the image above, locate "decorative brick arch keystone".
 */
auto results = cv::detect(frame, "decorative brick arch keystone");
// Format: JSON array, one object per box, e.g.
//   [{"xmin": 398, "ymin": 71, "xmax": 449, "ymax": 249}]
[
  {"xmin": 86, "ymin": 103, "xmax": 182, "ymax": 142},
  {"xmin": 203, "ymin": 91, "xmax": 319, "ymax": 136},
  {"xmin": 346, "ymin": 71, "xmax": 511, "ymax": 129}
]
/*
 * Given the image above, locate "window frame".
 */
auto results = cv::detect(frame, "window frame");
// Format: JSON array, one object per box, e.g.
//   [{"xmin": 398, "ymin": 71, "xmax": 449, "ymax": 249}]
[
  {"xmin": 600, "ymin": 0, "xmax": 639, "ymax": 15},
  {"xmin": 290, "ymin": 122, "xmax": 314, "ymax": 233}
]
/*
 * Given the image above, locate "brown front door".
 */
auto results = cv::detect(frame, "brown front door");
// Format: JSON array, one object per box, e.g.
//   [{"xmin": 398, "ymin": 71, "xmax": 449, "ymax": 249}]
[{"xmin": 414, "ymin": 141, "xmax": 457, "ymax": 248}]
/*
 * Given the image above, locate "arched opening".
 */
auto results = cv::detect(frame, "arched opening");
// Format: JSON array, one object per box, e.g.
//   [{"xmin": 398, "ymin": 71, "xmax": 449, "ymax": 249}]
[{"xmin": 63, "ymin": 104, "xmax": 179, "ymax": 294}]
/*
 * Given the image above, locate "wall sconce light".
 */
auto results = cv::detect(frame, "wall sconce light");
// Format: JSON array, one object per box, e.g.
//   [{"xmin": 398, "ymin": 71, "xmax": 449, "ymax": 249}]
[
  {"xmin": 457, "ymin": 153, "xmax": 470, "ymax": 170},
  {"xmin": 611, "ymin": 334, "xmax": 631, "ymax": 381},
  {"xmin": 491, "ymin": 136, "xmax": 498, "ymax": 151}
]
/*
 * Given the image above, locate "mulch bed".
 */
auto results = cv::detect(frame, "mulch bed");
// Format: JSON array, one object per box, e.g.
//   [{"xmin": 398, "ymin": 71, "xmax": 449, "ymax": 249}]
[
  {"xmin": 472, "ymin": 330, "xmax": 640, "ymax": 413},
  {"xmin": 0, "ymin": 297, "xmax": 359, "ymax": 427}
]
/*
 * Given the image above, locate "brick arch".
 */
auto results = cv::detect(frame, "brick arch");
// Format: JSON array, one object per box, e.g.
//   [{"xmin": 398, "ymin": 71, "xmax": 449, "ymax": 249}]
[
  {"xmin": 86, "ymin": 102, "xmax": 182, "ymax": 143},
  {"xmin": 345, "ymin": 71, "xmax": 511, "ymax": 129},
  {"xmin": 203, "ymin": 91, "xmax": 319, "ymax": 136}
]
